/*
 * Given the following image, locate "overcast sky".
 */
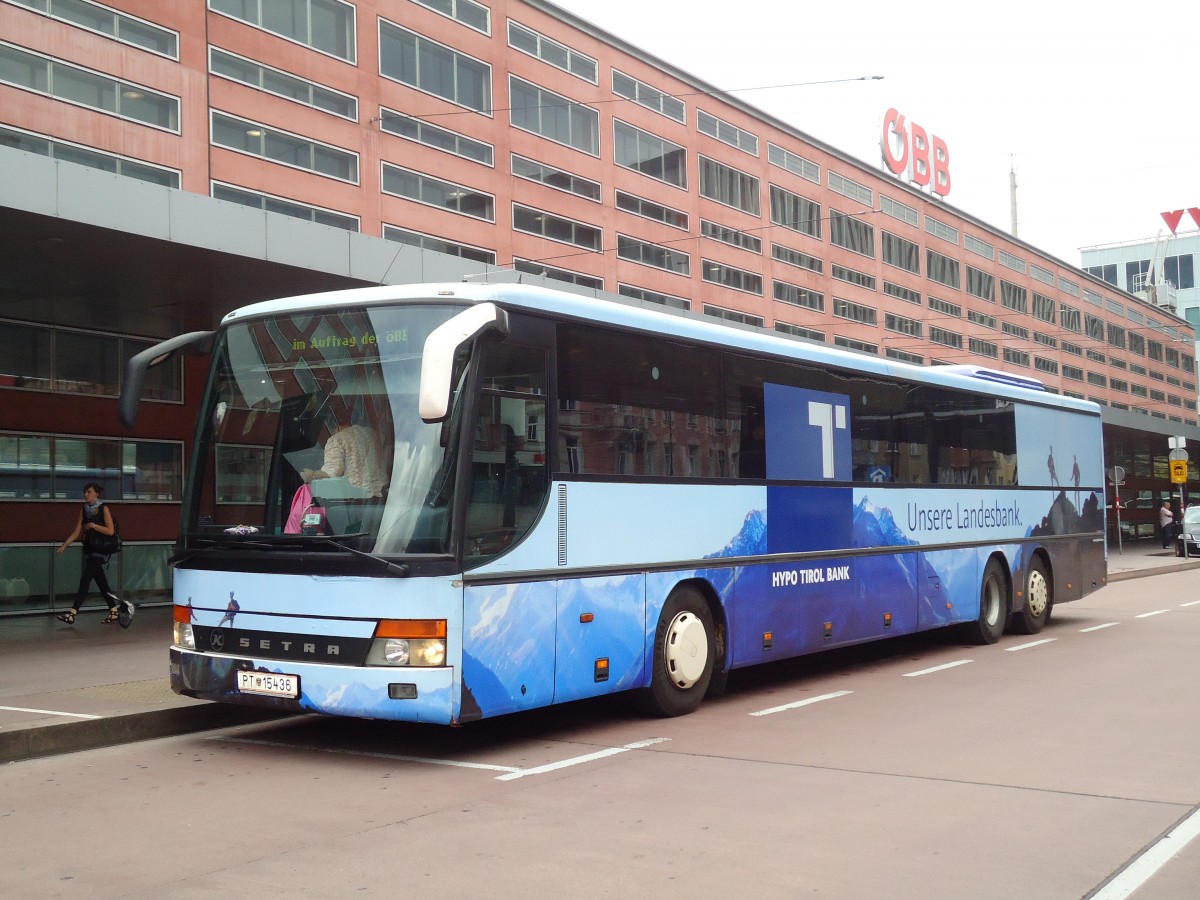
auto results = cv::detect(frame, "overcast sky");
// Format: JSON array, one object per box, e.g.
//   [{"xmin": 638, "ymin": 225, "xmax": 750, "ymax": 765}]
[{"xmin": 550, "ymin": 0, "xmax": 1199, "ymax": 266}]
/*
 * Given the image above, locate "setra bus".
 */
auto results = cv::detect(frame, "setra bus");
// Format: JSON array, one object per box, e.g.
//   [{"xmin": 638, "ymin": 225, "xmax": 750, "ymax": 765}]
[{"xmin": 120, "ymin": 282, "xmax": 1107, "ymax": 723}]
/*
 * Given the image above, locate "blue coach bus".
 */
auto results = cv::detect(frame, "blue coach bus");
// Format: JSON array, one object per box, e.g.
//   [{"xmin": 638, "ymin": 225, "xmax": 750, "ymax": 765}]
[{"xmin": 120, "ymin": 282, "xmax": 1106, "ymax": 723}]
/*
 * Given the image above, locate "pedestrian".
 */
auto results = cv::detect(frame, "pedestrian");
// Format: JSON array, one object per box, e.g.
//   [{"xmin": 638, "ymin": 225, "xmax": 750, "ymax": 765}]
[
  {"xmin": 1160, "ymin": 499, "xmax": 1175, "ymax": 549},
  {"xmin": 55, "ymin": 482, "xmax": 134, "ymax": 626}
]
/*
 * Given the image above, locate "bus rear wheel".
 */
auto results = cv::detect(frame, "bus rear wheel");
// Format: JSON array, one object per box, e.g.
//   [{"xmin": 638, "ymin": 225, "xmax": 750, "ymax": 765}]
[
  {"xmin": 963, "ymin": 559, "xmax": 1007, "ymax": 645},
  {"xmin": 641, "ymin": 587, "xmax": 715, "ymax": 717},
  {"xmin": 1011, "ymin": 556, "xmax": 1052, "ymax": 634}
]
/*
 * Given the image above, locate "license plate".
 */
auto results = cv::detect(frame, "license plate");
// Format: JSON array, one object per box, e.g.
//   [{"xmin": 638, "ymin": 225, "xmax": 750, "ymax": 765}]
[{"xmin": 237, "ymin": 670, "xmax": 299, "ymax": 698}]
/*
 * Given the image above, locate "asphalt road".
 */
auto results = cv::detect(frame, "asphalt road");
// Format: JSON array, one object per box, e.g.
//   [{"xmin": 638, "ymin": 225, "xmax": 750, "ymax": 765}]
[{"xmin": 2, "ymin": 569, "xmax": 1199, "ymax": 899}]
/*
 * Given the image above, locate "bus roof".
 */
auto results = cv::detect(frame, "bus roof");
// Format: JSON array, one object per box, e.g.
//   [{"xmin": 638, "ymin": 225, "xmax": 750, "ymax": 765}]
[{"xmin": 222, "ymin": 282, "xmax": 1102, "ymax": 416}]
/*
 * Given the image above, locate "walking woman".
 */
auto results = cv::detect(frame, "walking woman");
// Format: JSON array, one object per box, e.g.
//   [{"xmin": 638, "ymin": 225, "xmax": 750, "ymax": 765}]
[{"xmin": 55, "ymin": 483, "xmax": 128, "ymax": 624}]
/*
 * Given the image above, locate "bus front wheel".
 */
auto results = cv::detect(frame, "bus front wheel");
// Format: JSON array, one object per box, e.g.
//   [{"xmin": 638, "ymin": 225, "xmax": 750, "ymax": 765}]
[
  {"xmin": 641, "ymin": 587, "xmax": 715, "ymax": 717},
  {"xmin": 963, "ymin": 559, "xmax": 1007, "ymax": 645},
  {"xmin": 1011, "ymin": 556, "xmax": 1052, "ymax": 634}
]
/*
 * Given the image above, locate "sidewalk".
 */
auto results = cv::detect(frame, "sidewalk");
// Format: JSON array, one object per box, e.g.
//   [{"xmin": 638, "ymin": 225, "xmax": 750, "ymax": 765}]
[{"xmin": 2, "ymin": 540, "xmax": 1197, "ymax": 764}]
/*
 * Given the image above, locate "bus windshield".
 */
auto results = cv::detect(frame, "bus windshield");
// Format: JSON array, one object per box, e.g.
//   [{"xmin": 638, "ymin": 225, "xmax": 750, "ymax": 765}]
[{"xmin": 186, "ymin": 303, "xmax": 468, "ymax": 556}]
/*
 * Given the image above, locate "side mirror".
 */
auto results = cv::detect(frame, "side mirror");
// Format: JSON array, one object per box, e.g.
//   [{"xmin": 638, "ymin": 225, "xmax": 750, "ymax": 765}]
[
  {"xmin": 419, "ymin": 304, "xmax": 508, "ymax": 422},
  {"xmin": 119, "ymin": 330, "xmax": 214, "ymax": 427}
]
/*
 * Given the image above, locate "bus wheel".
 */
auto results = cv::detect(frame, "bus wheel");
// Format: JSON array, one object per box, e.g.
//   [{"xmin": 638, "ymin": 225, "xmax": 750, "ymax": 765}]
[
  {"xmin": 1011, "ymin": 556, "xmax": 1052, "ymax": 634},
  {"xmin": 642, "ymin": 587, "xmax": 715, "ymax": 717},
  {"xmin": 963, "ymin": 559, "xmax": 1007, "ymax": 645}
]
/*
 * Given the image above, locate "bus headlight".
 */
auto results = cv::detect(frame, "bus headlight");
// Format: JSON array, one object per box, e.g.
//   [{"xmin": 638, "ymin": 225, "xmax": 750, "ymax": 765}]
[
  {"xmin": 174, "ymin": 621, "xmax": 195, "ymax": 650},
  {"xmin": 366, "ymin": 620, "xmax": 447, "ymax": 667}
]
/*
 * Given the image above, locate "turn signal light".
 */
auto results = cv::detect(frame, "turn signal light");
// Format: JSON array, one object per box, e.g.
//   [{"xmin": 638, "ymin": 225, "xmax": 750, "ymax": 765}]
[{"xmin": 375, "ymin": 619, "xmax": 447, "ymax": 639}]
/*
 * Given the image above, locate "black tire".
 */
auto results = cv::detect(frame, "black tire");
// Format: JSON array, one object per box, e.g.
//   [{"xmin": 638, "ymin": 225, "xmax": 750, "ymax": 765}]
[
  {"xmin": 962, "ymin": 558, "xmax": 1007, "ymax": 645},
  {"xmin": 1011, "ymin": 555, "xmax": 1052, "ymax": 635},
  {"xmin": 640, "ymin": 586, "xmax": 715, "ymax": 717}
]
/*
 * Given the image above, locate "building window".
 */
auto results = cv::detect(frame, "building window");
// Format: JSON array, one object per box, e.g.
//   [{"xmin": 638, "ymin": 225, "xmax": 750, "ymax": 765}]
[
  {"xmin": 509, "ymin": 76, "xmax": 598, "ymax": 153},
  {"xmin": 928, "ymin": 296, "xmax": 961, "ymax": 318},
  {"xmin": 828, "ymin": 171, "xmax": 873, "ymax": 206},
  {"xmin": 924, "ymin": 215, "xmax": 958, "ymax": 244},
  {"xmin": 514, "ymin": 155, "xmax": 599, "ymax": 201},
  {"xmin": 0, "ymin": 124, "xmax": 179, "ymax": 187},
  {"xmin": 1003, "ymin": 348, "xmax": 1030, "ymax": 367},
  {"xmin": 380, "ymin": 108, "xmax": 493, "ymax": 164},
  {"xmin": 775, "ymin": 322, "xmax": 825, "ymax": 342},
  {"xmin": 699, "ymin": 156, "xmax": 760, "ymax": 215},
  {"xmin": 379, "ymin": 20, "xmax": 490, "ymax": 111},
  {"xmin": 704, "ymin": 305, "xmax": 763, "ymax": 328},
  {"xmin": 767, "ymin": 143, "xmax": 819, "ymax": 183},
  {"xmin": 1084, "ymin": 314, "xmax": 1105, "ymax": 342},
  {"xmin": 964, "ymin": 234, "xmax": 994, "ymax": 259},
  {"xmin": 210, "ymin": 47, "xmax": 357, "ymax": 119},
  {"xmin": 210, "ymin": 0, "xmax": 355, "ymax": 62},
  {"xmin": 1032, "ymin": 293, "xmax": 1056, "ymax": 323},
  {"xmin": 513, "ymin": 204, "xmax": 601, "ymax": 251},
  {"xmin": 769, "ymin": 185, "xmax": 820, "ymax": 238},
  {"xmin": 1165, "ymin": 254, "xmax": 1195, "ymax": 289},
  {"xmin": 829, "ymin": 210, "xmax": 875, "ymax": 258},
  {"xmin": 616, "ymin": 235, "xmax": 689, "ymax": 275},
  {"xmin": 772, "ymin": 243, "xmax": 822, "ymax": 274},
  {"xmin": 1085, "ymin": 264, "xmax": 1117, "ymax": 286},
  {"xmin": 1063, "ymin": 365, "xmax": 1083, "ymax": 381},
  {"xmin": 929, "ymin": 326, "xmax": 962, "ymax": 350},
  {"xmin": 383, "ymin": 225, "xmax": 495, "ymax": 264},
  {"xmin": 833, "ymin": 297, "xmax": 877, "ymax": 326},
  {"xmin": 1128, "ymin": 332, "xmax": 1145, "ymax": 356},
  {"xmin": 834, "ymin": 336, "xmax": 878, "ymax": 354},
  {"xmin": 1125, "ymin": 260, "xmax": 1151, "ymax": 291},
  {"xmin": 213, "ymin": 182, "xmax": 359, "ymax": 230},
  {"xmin": 0, "ymin": 433, "xmax": 182, "ymax": 502},
  {"xmin": 697, "ymin": 110, "xmax": 758, "ymax": 155},
  {"xmin": 615, "ymin": 190, "xmax": 687, "ymax": 228},
  {"xmin": 773, "ymin": 280, "xmax": 823, "ymax": 312},
  {"xmin": 1000, "ymin": 280, "xmax": 1028, "ymax": 314},
  {"xmin": 513, "ymin": 258, "xmax": 602, "ymax": 290},
  {"xmin": 0, "ymin": 42, "xmax": 179, "ymax": 130},
  {"xmin": 1003, "ymin": 322, "xmax": 1029, "ymax": 340},
  {"xmin": 880, "ymin": 195, "xmax": 918, "ymax": 226},
  {"xmin": 884, "ymin": 313, "xmax": 922, "ymax": 338},
  {"xmin": 926, "ymin": 250, "xmax": 960, "ymax": 289},
  {"xmin": 831, "ymin": 264, "xmax": 875, "ymax": 290},
  {"xmin": 1030, "ymin": 264, "xmax": 1054, "ymax": 285},
  {"xmin": 613, "ymin": 120, "xmax": 686, "ymax": 187},
  {"xmin": 618, "ymin": 284, "xmax": 689, "ymax": 311},
  {"xmin": 508, "ymin": 19, "xmax": 597, "ymax": 82},
  {"xmin": 886, "ymin": 348, "xmax": 924, "ymax": 364},
  {"xmin": 1033, "ymin": 332, "xmax": 1057, "ymax": 349},
  {"xmin": 967, "ymin": 309, "xmax": 996, "ymax": 329},
  {"xmin": 1035, "ymin": 357, "xmax": 1059, "ymax": 375},
  {"xmin": 1058, "ymin": 276, "xmax": 1080, "ymax": 297},
  {"xmin": 966, "ymin": 266, "xmax": 994, "ymax": 302},
  {"xmin": 1060, "ymin": 304, "xmax": 1081, "ymax": 333},
  {"xmin": 884, "ymin": 281, "xmax": 921, "ymax": 305},
  {"xmin": 702, "ymin": 260, "xmax": 762, "ymax": 294},
  {"xmin": 701, "ymin": 220, "xmax": 761, "ymax": 254},
  {"xmin": 1087, "ymin": 372, "xmax": 1107, "ymax": 387},
  {"xmin": 411, "ymin": 0, "xmax": 489, "ymax": 32},
  {"xmin": 381, "ymin": 163, "xmax": 493, "ymax": 219},
  {"xmin": 999, "ymin": 250, "xmax": 1026, "ymax": 274},
  {"xmin": 212, "ymin": 111, "xmax": 357, "ymax": 181},
  {"xmin": 882, "ymin": 232, "xmax": 919, "ymax": 273},
  {"xmin": 969, "ymin": 337, "xmax": 998, "ymax": 359},
  {"xmin": 611, "ymin": 69, "xmax": 684, "ymax": 122},
  {"xmin": 12, "ymin": 0, "xmax": 179, "ymax": 57}
]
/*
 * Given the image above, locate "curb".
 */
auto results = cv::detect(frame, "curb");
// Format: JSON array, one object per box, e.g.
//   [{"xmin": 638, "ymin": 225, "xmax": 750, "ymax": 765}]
[
  {"xmin": 1107, "ymin": 559, "xmax": 1200, "ymax": 583},
  {"xmin": 0, "ymin": 705, "xmax": 290, "ymax": 765}
]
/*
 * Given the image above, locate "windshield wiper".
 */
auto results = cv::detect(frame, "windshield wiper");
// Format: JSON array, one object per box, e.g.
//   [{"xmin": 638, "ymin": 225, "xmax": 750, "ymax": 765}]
[
  {"xmin": 314, "ymin": 536, "xmax": 411, "ymax": 577},
  {"xmin": 172, "ymin": 533, "xmax": 410, "ymax": 577}
]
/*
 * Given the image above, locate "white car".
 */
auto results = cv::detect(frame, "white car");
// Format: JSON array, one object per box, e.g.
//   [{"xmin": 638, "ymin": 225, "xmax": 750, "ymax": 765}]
[{"xmin": 1175, "ymin": 507, "xmax": 1200, "ymax": 558}]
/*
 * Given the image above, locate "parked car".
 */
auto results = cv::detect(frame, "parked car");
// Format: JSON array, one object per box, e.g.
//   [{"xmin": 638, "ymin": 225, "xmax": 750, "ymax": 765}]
[{"xmin": 1176, "ymin": 507, "xmax": 1200, "ymax": 557}]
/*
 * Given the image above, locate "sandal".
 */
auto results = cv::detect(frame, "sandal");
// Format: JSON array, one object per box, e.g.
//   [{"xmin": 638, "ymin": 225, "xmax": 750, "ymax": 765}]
[
  {"xmin": 102, "ymin": 608, "xmax": 120, "ymax": 624},
  {"xmin": 56, "ymin": 609, "xmax": 77, "ymax": 624}
]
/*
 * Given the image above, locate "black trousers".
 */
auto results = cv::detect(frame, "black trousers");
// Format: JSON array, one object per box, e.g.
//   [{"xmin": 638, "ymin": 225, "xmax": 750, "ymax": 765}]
[{"xmin": 75, "ymin": 554, "xmax": 117, "ymax": 609}]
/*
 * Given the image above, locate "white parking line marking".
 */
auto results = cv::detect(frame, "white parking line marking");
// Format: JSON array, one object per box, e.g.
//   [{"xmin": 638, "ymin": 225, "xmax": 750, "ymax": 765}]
[
  {"xmin": 1006, "ymin": 638, "xmax": 1056, "ymax": 652},
  {"xmin": 496, "ymin": 738, "xmax": 669, "ymax": 781},
  {"xmin": 1080, "ymin": 623, "xmax": 1120, "ymax": 633},
  {"xmin": 1180, "ymin": 600, "xmax": 1200, "ymax": 607},
  {"xmin": 1136, "ymin": 610, "xmax": 1169, "ymax": 618},
  {"xmin": 903, "ymin": 660, "xmax": 973, "ymax": 677},
  {"xmin": 1090, "ymin": 805, "xmax": 1200, "ymax": 900},
  {"xmin": 0, "ymin": 705, "xmax": 101, "ymax": 720},
  {"xmin": 214, "ymin": 736, "xmax": 520, "ymax": 773},
  {"xmin": 750, "ymin": 690, "xmax": 853, "ymax": 717}
]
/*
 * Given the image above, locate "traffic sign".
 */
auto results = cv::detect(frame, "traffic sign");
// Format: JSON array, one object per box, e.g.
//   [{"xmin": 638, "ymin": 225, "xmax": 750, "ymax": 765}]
[
  {"xmin": 1170, "ymin": 460, "xmax": 1188, "ymax": 483},
  {"xmin": 1169, "ymin": 448, "xmax": 1189, "ymax": 462},
  {"xmin": 1108, "ymin": 465, "xmax": 1125, "ymax": 485}
]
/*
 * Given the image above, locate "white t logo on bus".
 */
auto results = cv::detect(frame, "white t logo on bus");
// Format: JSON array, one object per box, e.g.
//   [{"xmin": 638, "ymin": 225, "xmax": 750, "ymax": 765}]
[{"xmin": 808, "ymin": 400, "xmax": 846, "ymax": 479}]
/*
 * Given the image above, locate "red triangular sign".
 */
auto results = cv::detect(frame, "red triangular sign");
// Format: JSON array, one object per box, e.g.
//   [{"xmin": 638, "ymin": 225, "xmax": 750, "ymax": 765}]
[
  {"xmin": 1189, "ymin": 208, "xmax": 1200, "ymax": 230},
  {"xmin": 1162, "ymin": 209, "xmax": 1185, "ymax": 234}
]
